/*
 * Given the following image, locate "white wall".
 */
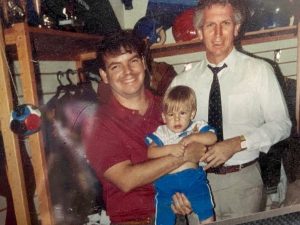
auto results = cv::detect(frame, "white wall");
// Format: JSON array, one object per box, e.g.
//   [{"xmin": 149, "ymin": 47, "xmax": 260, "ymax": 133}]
[
  {"xmin": 109, "ymin": 0, "xmax": 149, "ymax": 30},
  {"xmin": 123, "ymin": 1, "xmax": 149, "ymax": 29},
  {"xmin": 109, "ymin": 0, "xmax": 176, "ymax": 42},
  {"xmin": 12, "ymin": 61, "xmax": 77, "ymax": 104},
  {"xmin": 155, "ymin": 38, "xmax": 298, "ymax": 81},
  {"xmin": 109, "ymin": 0, "xmax": 125, "ymax": 28}
]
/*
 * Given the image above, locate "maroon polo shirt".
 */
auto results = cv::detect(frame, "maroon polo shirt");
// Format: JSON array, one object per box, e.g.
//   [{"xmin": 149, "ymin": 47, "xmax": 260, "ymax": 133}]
[{"xmin": 85, "ymin": 91, "xmax": 163, "ymax": 223}]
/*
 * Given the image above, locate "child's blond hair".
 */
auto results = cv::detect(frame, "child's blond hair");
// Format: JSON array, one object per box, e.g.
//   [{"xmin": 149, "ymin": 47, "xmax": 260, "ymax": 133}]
[{"xmin": 162, "ymin": 85, "xmax": 197, "ymax": 113}]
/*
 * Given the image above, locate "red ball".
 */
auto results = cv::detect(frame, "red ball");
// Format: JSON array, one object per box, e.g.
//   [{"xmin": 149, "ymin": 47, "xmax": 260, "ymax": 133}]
[
  {"xmin": 25, "ymin": 114, "xmax": 41, "ymax": 131},
  {"xmin": 172, "ymin": 8, "xmax": 198, "ymax": 42}
]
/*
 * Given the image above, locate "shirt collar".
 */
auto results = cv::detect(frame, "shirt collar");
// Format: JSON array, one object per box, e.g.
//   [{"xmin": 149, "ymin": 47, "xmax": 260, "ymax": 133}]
[
  {"xmin": 108, "ymin": 90, "xmax": 154, "ymax": 119},
  {"xmin": 205, "ymin": 47, "xmax": 237, "ymax": 69},
  {"xmin": 178, "ymin": 121, "xmax": 194, "ymax": 138}
]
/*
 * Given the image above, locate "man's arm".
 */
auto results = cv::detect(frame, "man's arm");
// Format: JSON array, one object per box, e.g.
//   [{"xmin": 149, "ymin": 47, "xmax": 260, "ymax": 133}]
[
  {"xmin": 104, "ymin": 156, "xmax": 183, "ymax": 192},
  {"xmin": 244, "ymin": 63, "xmax": 291, "ymax": 153},
  {"xmin": 104, "ymin": 142, "xmax": 206, "ymax": 192},
  {"xmin": 180, "ymin": 132, "xmax": 217, "ymax": 146},
  {"xmin": 200, "ymin": 136, "xmax": 242, "ymax": 169},
  {"xmin": 148, "ymin": 143, "xmax": 185, "ymax": 159}
]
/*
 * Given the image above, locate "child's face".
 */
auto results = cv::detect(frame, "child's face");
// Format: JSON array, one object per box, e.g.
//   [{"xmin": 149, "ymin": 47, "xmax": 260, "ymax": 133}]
[{"xmin": 162, "ymin": 106, "xmax": 195, "ymax": 133}]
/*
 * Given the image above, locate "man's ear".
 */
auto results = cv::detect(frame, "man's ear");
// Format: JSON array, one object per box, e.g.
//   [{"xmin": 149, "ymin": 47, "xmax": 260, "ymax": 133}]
[
  {"xmin": 234, "ymin": 24, "xmax": 241, "ymax": 37},
  {"xmin": 99, "ymin": 69, "xmax": 109, "ymax": 84},
  {"xmin": 196, "ymin": 29, "xmax": 203, "ymax": 41}
]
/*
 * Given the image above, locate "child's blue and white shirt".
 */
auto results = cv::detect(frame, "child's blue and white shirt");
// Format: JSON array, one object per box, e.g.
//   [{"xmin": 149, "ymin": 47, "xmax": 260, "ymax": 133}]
[{"xmin": 145, "ymin": 120, "xmax": 215, "ymax": 147}]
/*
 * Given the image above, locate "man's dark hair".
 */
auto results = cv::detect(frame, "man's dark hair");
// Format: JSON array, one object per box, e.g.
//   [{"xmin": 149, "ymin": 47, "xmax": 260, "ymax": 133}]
[{"xmin": 96, "ymin": 30, "xmax": 146, "ymax": 70}]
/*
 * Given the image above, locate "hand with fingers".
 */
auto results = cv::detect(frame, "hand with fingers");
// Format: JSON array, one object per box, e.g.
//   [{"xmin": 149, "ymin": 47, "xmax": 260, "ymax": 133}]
[
  {"xmin": 183, "ymin": 142, "xmax": 207, "ymax": 163},
  {"xmin": 171, "ymin": 193, "xmax": 193, "ymax": 215},
  {"xmin": 200, "ymin": 137, "xmax": 240, "ymax": 170},
  {"xmin": 179, "ymin": 133, "xmax": 197, "ymax": 147},
  {"xmin": 170, "ymin": 143, "xmax": 186, "ymax": 157}
]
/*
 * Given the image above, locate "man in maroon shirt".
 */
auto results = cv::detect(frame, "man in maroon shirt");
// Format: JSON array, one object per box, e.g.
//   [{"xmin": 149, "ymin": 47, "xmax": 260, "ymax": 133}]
[{"xmin": 85, "ymin": 31, "xmax": 204, "ymax": 224}]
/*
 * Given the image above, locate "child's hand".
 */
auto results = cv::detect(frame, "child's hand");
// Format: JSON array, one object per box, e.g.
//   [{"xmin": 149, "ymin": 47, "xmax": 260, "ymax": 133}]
[
  {"xmin": 170, "ymin": 143, "xmax": 185, "ymax": 157},
  {"xmin": 179, "ymin": 134, "xmax": 196, "ymax": 147}
]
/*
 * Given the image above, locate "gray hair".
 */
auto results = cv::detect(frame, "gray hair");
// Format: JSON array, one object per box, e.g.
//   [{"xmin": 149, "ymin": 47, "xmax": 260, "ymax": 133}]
[{"xmin": 193, "ymin": 0, "xmax": 244, "ymax": 29}]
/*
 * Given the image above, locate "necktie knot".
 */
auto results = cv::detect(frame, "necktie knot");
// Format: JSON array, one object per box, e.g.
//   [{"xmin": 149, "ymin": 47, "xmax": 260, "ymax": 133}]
[{"xmin": 208, "ymin": 64, "xmax": 227, "ymax": 75}]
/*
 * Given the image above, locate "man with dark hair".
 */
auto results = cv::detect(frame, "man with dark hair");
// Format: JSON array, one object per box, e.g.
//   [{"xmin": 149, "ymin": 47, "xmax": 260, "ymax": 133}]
[
  {"xmin": 85, "ymin": 31, "xmax": 205, "ymax": 225},
  {"xmin": 170, "ymin": 0, "xmax": 291, "ymax": 220}
]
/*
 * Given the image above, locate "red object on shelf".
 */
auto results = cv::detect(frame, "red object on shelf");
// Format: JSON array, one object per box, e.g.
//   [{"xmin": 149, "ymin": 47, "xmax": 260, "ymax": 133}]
[{"xmin": 172, "ymin": 8, "xmax": 198, "ymax": 42}]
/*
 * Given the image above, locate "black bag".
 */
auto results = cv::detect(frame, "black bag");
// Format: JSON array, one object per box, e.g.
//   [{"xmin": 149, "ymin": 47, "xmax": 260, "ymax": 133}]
[{"xmin": 258, "ymin": 140, "xmax": 288, "ymax": 194}]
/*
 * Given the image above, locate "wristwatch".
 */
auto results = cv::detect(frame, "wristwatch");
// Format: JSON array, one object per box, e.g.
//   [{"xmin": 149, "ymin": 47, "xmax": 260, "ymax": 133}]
[{"xmin": 240, "ymin": 135, "xmax": 247, "ymax": 150}]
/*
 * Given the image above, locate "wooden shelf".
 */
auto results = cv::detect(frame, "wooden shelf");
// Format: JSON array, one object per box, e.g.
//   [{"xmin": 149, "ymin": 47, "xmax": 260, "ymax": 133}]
[
  {"xmin": 151, "ymin": 25, "xmax": 298, "ymax": 58},
  {"xmin": 4, "ymin": 23, "xmax": 103, "ymax": 61}
]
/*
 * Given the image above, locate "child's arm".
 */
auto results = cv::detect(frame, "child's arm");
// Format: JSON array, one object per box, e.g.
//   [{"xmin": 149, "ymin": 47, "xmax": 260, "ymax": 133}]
[
  {"xmin": 180, "ymin": 132, "xmax": 217, "ymax": 147},
  {"xmin": 148, "ymin": 142, "xmax": 185, "ymax": 159}
]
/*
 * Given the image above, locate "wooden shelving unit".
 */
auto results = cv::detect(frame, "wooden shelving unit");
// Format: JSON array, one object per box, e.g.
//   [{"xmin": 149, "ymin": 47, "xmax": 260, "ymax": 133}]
[
  {"xmin": 0, "ymin": 22, "xmax": 299, "ymax": 225},
  {"xmin": 0, "ymin": 22, "xmax": 102, "ymax": 225}
]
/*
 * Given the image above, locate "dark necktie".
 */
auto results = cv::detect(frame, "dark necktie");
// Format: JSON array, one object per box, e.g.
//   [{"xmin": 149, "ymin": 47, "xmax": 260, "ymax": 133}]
[{"xmin": 208, "ymin": 64, "xmax": 227, "ymax": 141}]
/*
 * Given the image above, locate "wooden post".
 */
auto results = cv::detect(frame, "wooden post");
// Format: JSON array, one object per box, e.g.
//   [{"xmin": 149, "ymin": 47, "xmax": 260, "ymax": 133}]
[
  {"xmin": 12, "ymin": 23, "xmax": 54, "ymax": 225},
  {"xmin": 0, "ymin": 21, "xmax": 31, "ymax": 225}
]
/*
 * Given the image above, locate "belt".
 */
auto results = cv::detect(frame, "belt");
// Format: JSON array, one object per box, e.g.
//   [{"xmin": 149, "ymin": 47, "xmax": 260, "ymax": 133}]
[
  {"xmin": 206, "ymin": 159, "xmax": 257, "ymax": 175},
  {"xmin": 113, "ymin": 217, "xmax": 153, "ymax": 225}
]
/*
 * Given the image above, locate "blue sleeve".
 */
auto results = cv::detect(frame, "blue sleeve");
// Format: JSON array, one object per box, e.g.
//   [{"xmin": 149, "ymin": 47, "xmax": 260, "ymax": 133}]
[
  {"xmin": 145, "ymin": 133, "xmax": 164, "ymax": 147},
  {"xmin": 199, "ymin": 125, "xmax": 216, "ymax": 134}
]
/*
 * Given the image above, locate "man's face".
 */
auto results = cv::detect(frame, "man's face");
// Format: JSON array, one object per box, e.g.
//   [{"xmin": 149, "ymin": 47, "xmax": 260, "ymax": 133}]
[
  {"xmin": 197, "ymin": 3, "xmax": 240, "ymax": 64},
  {"xmin": 99, "ymin": 50, "xmax": 146, "ymax": 101}
]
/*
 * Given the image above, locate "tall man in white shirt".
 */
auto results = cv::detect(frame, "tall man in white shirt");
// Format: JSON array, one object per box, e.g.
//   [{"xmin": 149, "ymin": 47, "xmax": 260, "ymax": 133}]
[{"xmin": 170, "ymin": 0, "xmax": 292, "ymax": 220}]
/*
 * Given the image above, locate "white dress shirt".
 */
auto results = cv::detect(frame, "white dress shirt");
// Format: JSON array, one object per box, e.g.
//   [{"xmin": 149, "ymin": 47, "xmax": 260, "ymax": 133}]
[{"xmin": 170, "ymin": 48, "xmax": 292, "ymax": 166}]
